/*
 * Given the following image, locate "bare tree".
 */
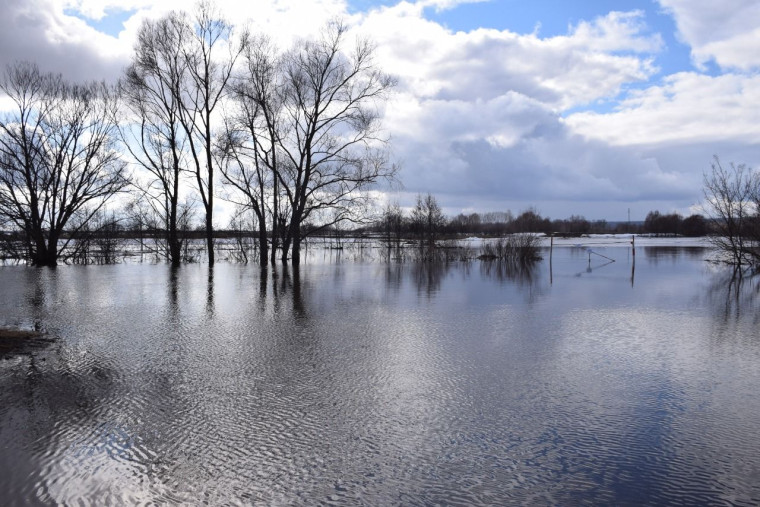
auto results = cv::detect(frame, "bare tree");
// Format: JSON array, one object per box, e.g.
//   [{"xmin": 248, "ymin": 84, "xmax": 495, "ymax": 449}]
[
  {"xmin": 0, "ymin": 62, "xmax": 128, "ymax": 266},
  {"xmin": 218, "ymin": 35, "xmax": 283, "ymax": 265},
  {"xmin": 380, "ymin": 201, "xmax": 403, "ymax": 248},
  {"xmin": 217, "ymin": 117, "xmax": 269, "ymax": 264},
  {"xmin": 176, "ymin": 1, "xmax": 245, "ymax": 266},
  {"xmin": 275, "ymin": 21, "xmax": 396, "ymax": 264},
  {"xmin": 226, "ymin": 204, "xmax": 256, "ymax": 263},
  {"xmin": 411, "ymin": 193, "xmax": 446, "ymax": 245},
  {"xmin": 120, "ymin": 13, "xmax": 189, "ymax": 265},
  {"xmin": 702, "ymin": 157, "xmax": 760, "ymax": 270}
]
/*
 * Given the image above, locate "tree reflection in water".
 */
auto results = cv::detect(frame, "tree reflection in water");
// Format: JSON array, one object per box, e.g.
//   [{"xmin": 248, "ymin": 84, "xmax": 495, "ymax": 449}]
[
  {"xmin": 479, "ymin": 259, "xmax": 538, "ymax": 286},
  {"xmin": 1, "ymin": 246, "xmax": 758, "ymax": 504},
  {"xmin": 707, "ymin": 269, "xmax": 760, "ymax": 327},
  {"xmin": 411, "ymin": 261, "xmax": 449, "ymax": 297}
]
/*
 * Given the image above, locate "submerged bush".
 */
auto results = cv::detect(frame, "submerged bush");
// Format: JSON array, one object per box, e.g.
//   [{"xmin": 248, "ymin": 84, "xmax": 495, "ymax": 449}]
[{"xmin": 478, "ymin": 234, "xmax": 542, "ymax": 263}]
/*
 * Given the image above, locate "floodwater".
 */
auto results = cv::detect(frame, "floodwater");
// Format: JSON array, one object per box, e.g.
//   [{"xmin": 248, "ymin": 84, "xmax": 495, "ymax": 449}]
[{"xmin": 0, "ymin": 243, "xmax": 759, "ymax": 505}]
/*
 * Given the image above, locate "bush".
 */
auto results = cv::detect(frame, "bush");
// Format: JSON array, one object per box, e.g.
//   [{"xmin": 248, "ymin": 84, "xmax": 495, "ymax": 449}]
[{"xmin": 479, "ymin": 234, "xmax": 542, "ymax": 263}]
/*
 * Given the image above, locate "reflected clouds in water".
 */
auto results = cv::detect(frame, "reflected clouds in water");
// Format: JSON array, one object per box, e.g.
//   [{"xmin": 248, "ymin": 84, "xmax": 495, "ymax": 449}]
[{"xmin": 0, "ymin": 248, "xmax": 759, "ymax": 504}]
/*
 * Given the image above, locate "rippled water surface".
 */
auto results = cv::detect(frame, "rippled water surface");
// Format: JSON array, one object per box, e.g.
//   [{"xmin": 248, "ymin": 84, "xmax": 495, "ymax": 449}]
[{"xmin": 1, "ymin": 245, "xmax": 759, "ymax": 505}]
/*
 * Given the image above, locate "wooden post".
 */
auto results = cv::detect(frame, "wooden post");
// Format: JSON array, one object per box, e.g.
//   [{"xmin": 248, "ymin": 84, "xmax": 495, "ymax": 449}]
[
  {"xmin": 549, "ymin": 235, "xmax": 553, "ymax": 284},
  {"xmin": 550, "ymin": 235, "xmax": 553, "ymax": 259}
]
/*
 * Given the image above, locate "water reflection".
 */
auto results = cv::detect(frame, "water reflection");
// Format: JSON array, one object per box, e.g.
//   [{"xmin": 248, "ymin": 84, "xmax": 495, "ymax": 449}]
[
  {"xmin": 168, "ymin": 266, "xmax": 180, "ymax": 312},
  {"xmin": 205, "ymin": 266, "xmax": 215, "ymax": 317},
  {"xmin": 26, "ymin": 267, "xmax": 57, "ymax": 311},
  {"xmin": 0, "ymin": 248, "xmax": 759, "ymax": 504},
  {"xmin": 0, "ymin": 347, "xmax": 121, "ymax": 502},
  {"xmin": 706, "ymin": 269, "xmax": 760, "ymax": 327},
  {"xmin": 644, "ymin": 246, "xmax": 707, "ymax": 264},
  {"xmin": 411, "ymin": 261, "xmax": 449, "ymax": 297},
  {"xmin": 287, "ymin": 265, "xmax": 305, "ymax": 318},
  {"xmin": 631, "ymin": 256, "xmax": 636, "ymax": 287},
  {"xmin": 382, "ymin": 263, "xmax": 403, "ymax": 294},
  {"xmin": 479, "ymin": 259, "xmax": 538, "ymax": 286}
]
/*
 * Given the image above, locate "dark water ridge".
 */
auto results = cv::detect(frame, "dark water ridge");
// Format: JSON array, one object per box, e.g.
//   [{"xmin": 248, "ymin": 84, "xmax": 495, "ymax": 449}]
[{"xmin": 0, "ymin": 246, "xmax": 758, "ymax": 505}]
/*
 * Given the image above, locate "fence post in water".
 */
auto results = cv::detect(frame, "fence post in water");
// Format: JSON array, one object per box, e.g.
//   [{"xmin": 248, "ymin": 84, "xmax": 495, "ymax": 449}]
[
  {"xmin": 549, "ymin": 235, "xmax": 553, "ymax": 284},
  {"xmin": 631, "ymin": 235, "xmax": 636, "ymax": 257}
]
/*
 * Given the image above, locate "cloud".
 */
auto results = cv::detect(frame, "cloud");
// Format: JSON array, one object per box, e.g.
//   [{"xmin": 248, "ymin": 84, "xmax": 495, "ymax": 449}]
[
  {"xmin": 0, "ymin": 0, "xmax": 351, "ymax": 82},
  {"xmin": 566, "ymin": 72, "xmax": 760, "ymax": 146},
  {"xmin": 0, "ymin": 0, "xmax": 130, "ymax": 81},
  {"xmin": 357, "ymin": 5, "xmax": 686, "ymax": 215},
  {"xmin": 567, "ymin": 10, "xmax": 663, "ymax": 53},
  {"xmin": 62, "ymin": 0, "xmax": 152, "ymax": 20},
  {"xmin": 385, "ymin": 89, "xmax": 699, "ymax": 211},
  {"xmin": 361, "ymin": 6, "xmax": 661, "ymax": 110},
  {"xmin": 2, "ymin": 0, "xmax": 756, "ymax": 219},
  {"xmin": 658, "ymin": 0, "xmax": 760, "ymax": 71},
  {"xmin": 416, "ymin": 0, "xmax": 487, "ymax": 11}
]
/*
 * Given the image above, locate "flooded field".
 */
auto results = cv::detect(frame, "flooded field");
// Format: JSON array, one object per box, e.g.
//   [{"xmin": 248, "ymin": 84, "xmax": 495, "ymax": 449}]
[{"xmin": 0, "ymin": 241, "xmax": 758, "ymax": 505}]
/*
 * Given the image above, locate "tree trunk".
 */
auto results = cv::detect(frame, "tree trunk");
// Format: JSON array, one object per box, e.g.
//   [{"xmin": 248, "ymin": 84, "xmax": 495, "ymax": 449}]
[
  {"xmin": 32, "ymin": 253, "xmax": 58, "ymax": 267},
  {"xmin": 205, "ymin": 204, "xmax": 214, "ymax": 266},
  {"xmin": 258, "ymin": 221, "xmax": 268, "ymax": 266},
  {"xmin": 205, "ymin": 108, "xmax": 215, "ymax": 266},
  {"xmin": 270, "ymin": 179, "xmax": 279, "ymax": 266},
  {"xmin": 169, "ymin": 230, "xmax": 181, "ymax": 266},
  {"xmin": 169, "ymin": 199, "xmax": 181, "ymax": 266},
  {"xmin": 169, "ymin": 157, "xmax": 182, "ymax": 266},
  {"xmin": 32, "ymin": 235, "xmax": 58, "ymax": 267},
  {"xmin": 281, "ymin": 235, "xmax": 291, "ymax": 263},
  {"xmin": 291, "ymin": 237, "xmax": 301, "ymax": 265}
]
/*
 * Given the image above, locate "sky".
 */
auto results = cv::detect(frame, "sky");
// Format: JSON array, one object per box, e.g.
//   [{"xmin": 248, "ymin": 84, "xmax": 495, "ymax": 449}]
[{"xmin": 1, "ymin": 0, "xmax": 759, "ymax": 221}]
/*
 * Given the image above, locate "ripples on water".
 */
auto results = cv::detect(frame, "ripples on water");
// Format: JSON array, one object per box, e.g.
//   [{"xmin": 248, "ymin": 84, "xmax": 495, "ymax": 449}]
[{"xmin": 0, "ymin": 246, "xmax": 759, "ymax": 505}]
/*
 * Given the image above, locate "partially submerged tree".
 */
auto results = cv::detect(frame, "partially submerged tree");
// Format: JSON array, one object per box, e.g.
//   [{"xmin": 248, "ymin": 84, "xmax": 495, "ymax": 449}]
[
  {"xmin": 218, "ymin": 35, "xmax": 283, "ymax": 265},
  {"xmin": 380, "ymin": 201, "xmax": 403, "ymax": 248},
  {"xmin": 176, "ymin": 1, "xmax": 245, "ymax": 266},
  {"xmin": 121, "ymin": 2, "xmax": 244, "ymax": 266},
  {"xmin": 120, "ymin": 12, "xmax": 189, "ymax": 265},
  {"xmin": 275, "ymin": 21, "xmax": 396, "ymax": 264},
  {"xmin": 0, "ymin": 62, "xmax": 128, "ymax": 266},
  {"xmin": 411, "ymin": 193, "xmax": 446, "ymax": 245},
  {"xmin": 702, "ymin": 157, "xmax": 760, "ymax": 270}
]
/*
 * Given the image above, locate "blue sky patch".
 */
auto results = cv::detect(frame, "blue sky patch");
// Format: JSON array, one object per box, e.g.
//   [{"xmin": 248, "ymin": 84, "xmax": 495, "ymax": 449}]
[{"xmin": 64, "ymin": 8, "xmax": 136, "ymax": 37}]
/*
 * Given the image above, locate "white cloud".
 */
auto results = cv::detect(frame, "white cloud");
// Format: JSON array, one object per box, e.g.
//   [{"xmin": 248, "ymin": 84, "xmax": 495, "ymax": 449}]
[
  {"xmin": 354, "ymin": 4, "xmax": 683, "ymax": 215},
  {"xmin": 416, "ymin": 0, "xmax": 487, "ymax": 11},
  {"xmin": 62, "ymin": 0, "xmax": 150, "ymax": 20},
  {"xmin": 361, "ymin": 6, "xmax": 661, "ymax": 110},
  {"xmin": 0, "ymin": 0, "xmax": 352, "ymax": 82},
  {"xmin": 658, "ymin": 0, "xmax": 760, "ymax": 70},
  {"xmin": 567, "ymin": 10, "xmax": 663, "ymax": 53},
  {"xmin": 566, "ymin": 72, "xmax": 760, "ymax": 146}
]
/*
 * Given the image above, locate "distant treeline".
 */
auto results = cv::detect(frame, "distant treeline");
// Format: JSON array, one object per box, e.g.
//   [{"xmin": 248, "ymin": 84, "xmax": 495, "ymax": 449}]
[
  {"xmin": 363, "ymin": 194, "xmax": 709, "ymax": 240},
  {"xmin": 0, "ymin": 198, "xmax": 709, "ymax": 249}
]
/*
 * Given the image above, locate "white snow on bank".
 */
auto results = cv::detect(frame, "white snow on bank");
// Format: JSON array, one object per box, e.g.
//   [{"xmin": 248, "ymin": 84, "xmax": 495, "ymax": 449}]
[
  {"xmin": 459, "ymin": 234, "xmax": 711, "ymax": 249},
  {"xmin": 545, "ymin": 234, "xmax": 711, "ymax": 248}
]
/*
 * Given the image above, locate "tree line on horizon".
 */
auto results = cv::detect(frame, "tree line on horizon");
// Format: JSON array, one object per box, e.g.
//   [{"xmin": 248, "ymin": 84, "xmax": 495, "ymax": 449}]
[{"xmin": 369, "ymin": 194, "xmax": 709, "ymax": 243}]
